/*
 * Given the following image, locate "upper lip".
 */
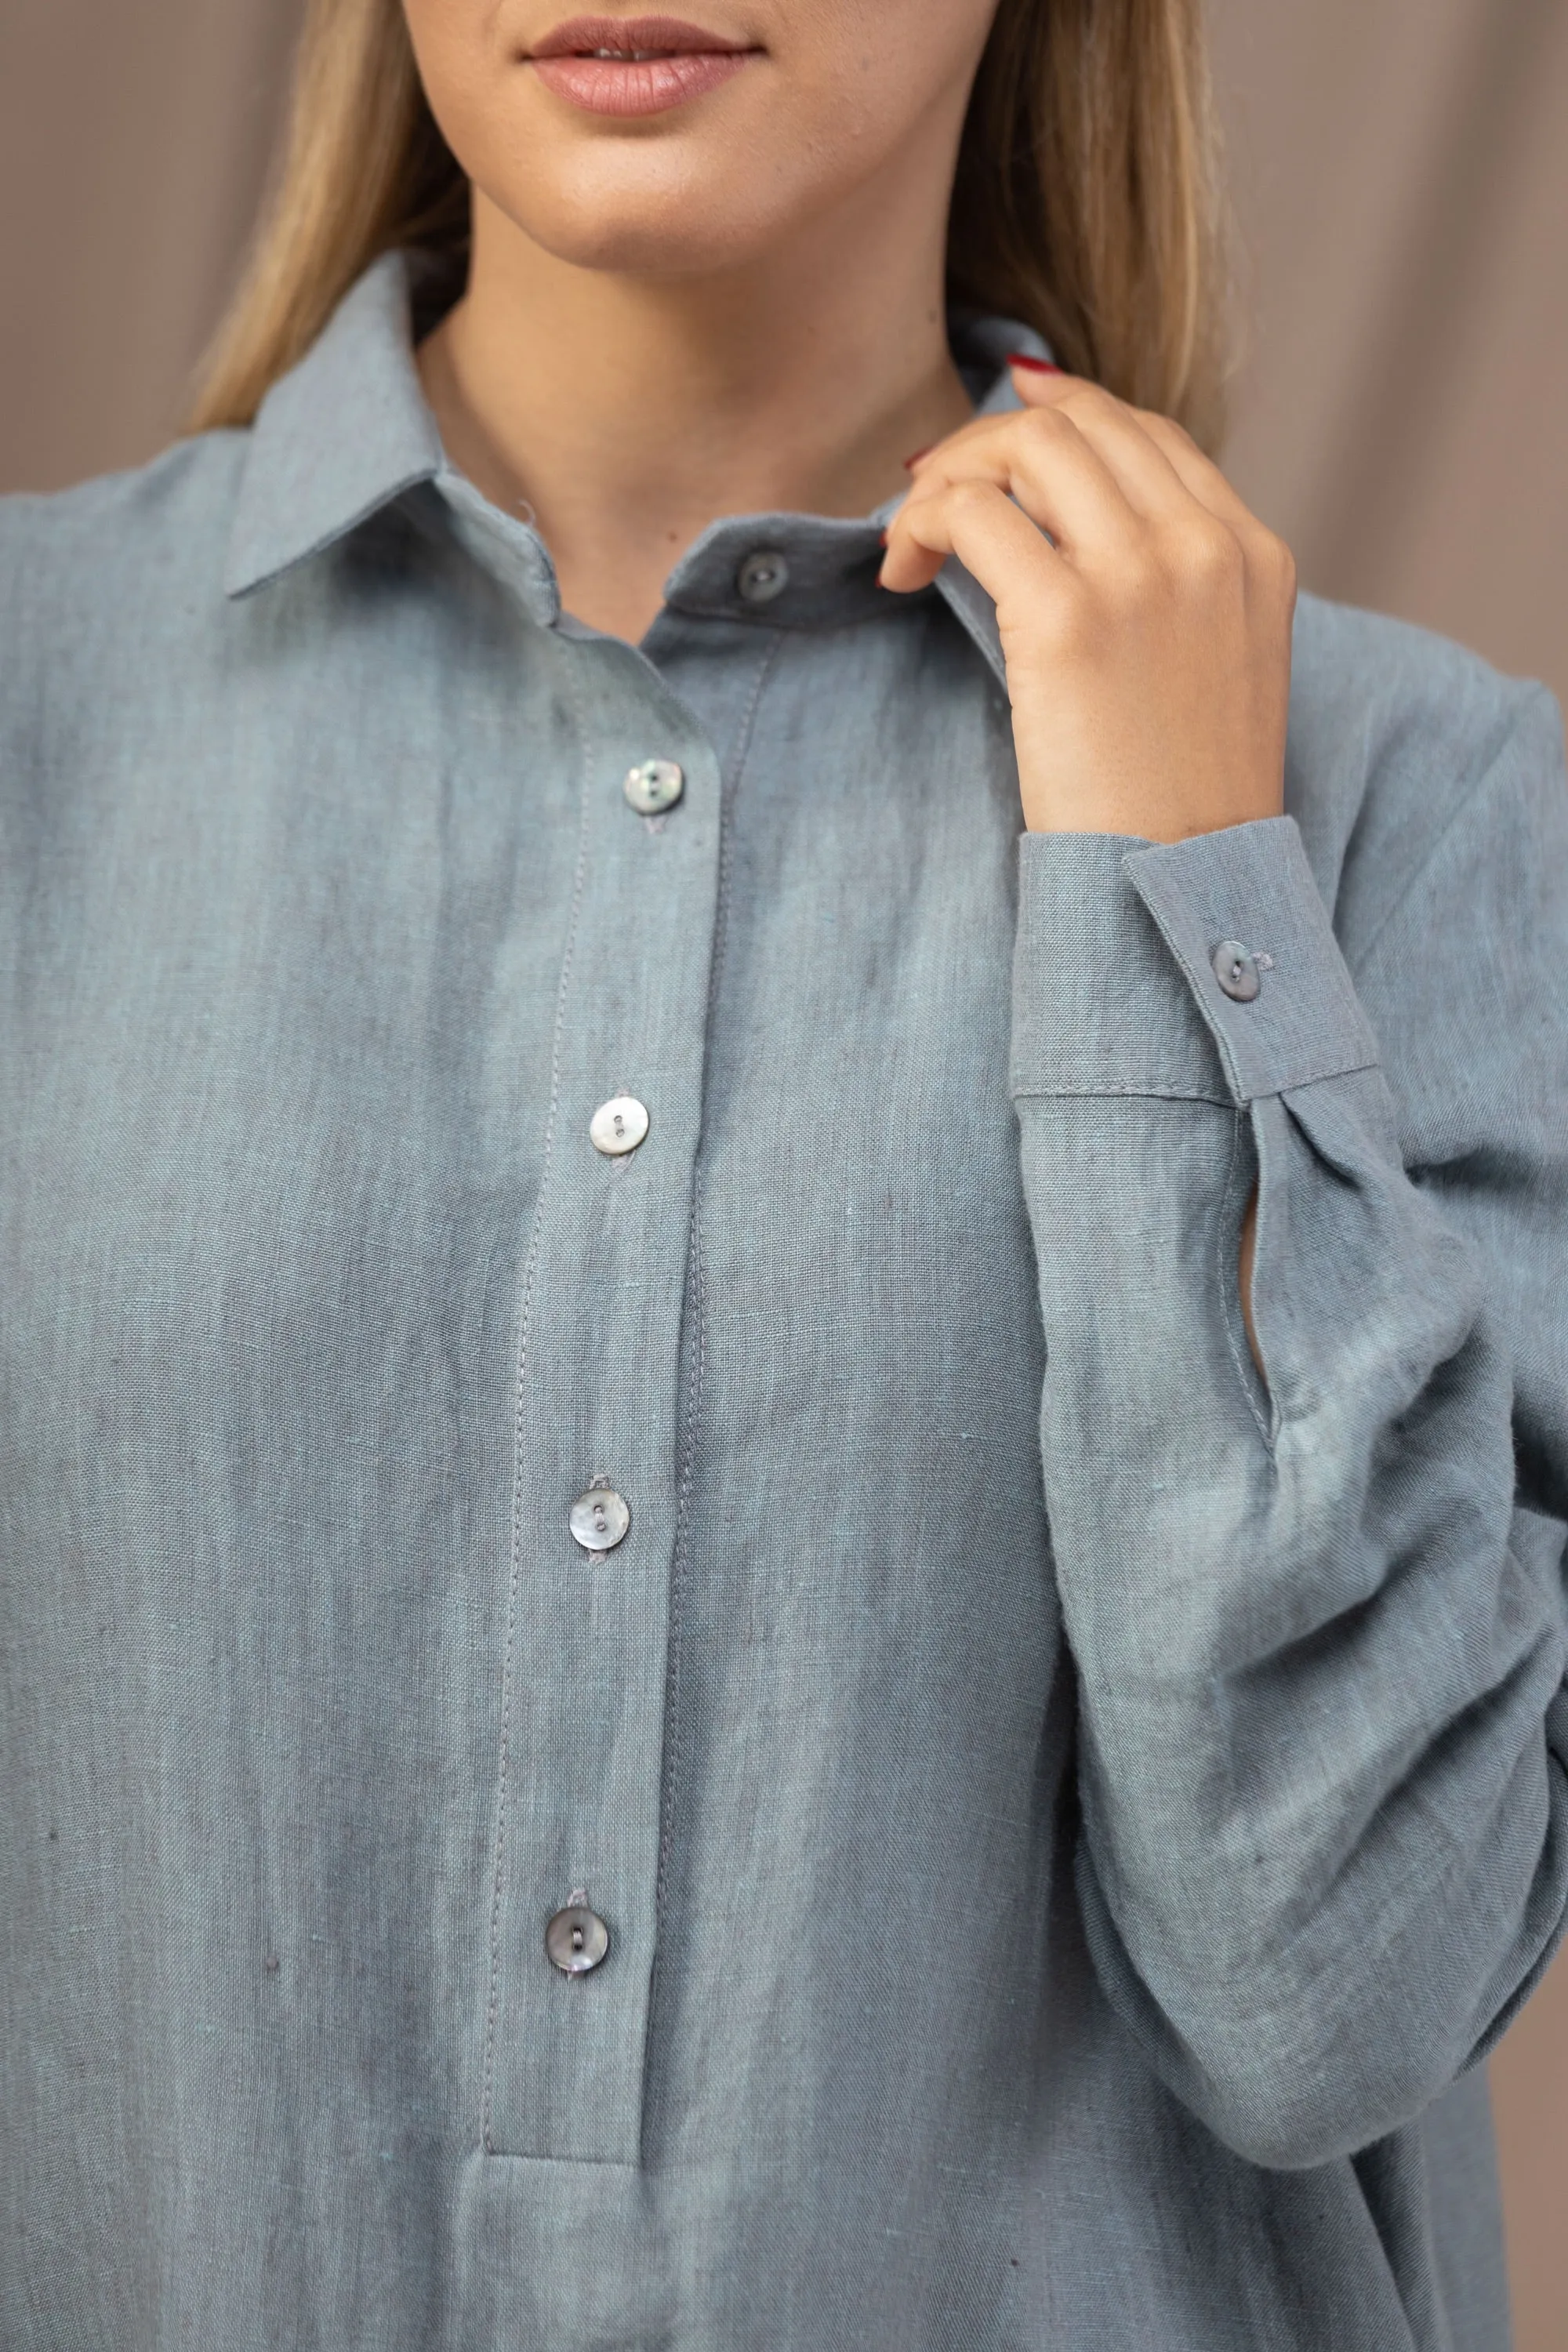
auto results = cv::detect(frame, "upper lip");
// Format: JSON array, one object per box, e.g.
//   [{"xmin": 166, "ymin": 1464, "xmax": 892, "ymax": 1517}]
[{"xmin": 527, "ymin": 15, "xmax": 753, "ymax": 56}]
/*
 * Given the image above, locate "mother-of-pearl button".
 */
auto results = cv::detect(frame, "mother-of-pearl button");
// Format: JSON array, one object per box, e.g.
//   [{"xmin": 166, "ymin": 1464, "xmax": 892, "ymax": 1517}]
[
  {"xmin": 590, "ymin": 1094, "xmax": 650, "ymax": 1156},
  {"xmin": 623, "ymin": 758, "xmax": 684, "ymax": 815},
  {"xmin": 546, "ymin": 1893, "xmax": 610, "ymax": 1975},
  {"xmin": 1212, "ymin": 940, "xmax": 1261, "ymax": 1003},
  {"xmin": 568, "ymin": 1485, "xmax": 631, "ymax": 1552}
]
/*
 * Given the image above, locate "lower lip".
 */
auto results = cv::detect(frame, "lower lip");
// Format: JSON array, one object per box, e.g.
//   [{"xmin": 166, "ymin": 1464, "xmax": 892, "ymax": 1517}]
[{"xmin": 530, "ymin": 49, "xmax": 752, "ymax": 116}]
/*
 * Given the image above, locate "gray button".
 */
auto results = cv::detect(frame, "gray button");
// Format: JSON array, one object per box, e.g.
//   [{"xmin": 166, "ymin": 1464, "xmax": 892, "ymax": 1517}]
[
  {"xmin": 623, "ymin": 758, "xmax": 684, "ymax": 816},
  {"xmin": 737, "ymin": 549, "xmax": 790, "ymax": 605},
  {"xmin": 546, "ymin": 1893, "xmax": 610, "ymax": 1976},
  {"xmin": 590, "ymin": 1094, "xmax": 649, "ymax": 1156},
  {"xmin": 1212, "ymin": 940, "xmax": 1261, "ymax": 1002},
  {"xmin": 568, "ymin": 1485, "xmax": 630, "ymax": 1552}
]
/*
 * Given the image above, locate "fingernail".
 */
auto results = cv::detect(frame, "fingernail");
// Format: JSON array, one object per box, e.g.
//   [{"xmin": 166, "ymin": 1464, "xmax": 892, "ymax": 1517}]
[
  {"xmin": 902, "ymin": 445, "xmax": 935, "ymax": 470},
  {"xmin": 1007, "ymin": 353, "xmax": 1064, "ymax": 375}
]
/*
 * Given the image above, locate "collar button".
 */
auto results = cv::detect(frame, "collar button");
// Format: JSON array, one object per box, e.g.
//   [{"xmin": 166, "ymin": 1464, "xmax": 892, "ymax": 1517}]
[{"xmin": 736, "ymin": 549, "xmax": 790, "ymax": 606}]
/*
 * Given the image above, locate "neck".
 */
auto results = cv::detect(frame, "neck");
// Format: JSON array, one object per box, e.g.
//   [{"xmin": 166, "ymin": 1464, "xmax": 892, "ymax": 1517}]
[{"xmin": 417, "ymin": 170, "xmax": 974, "ymax": 641}]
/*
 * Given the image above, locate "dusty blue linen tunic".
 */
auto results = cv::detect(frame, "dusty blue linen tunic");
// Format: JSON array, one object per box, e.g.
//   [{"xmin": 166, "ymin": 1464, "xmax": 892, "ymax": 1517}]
[{"xmin": 3, "ymin": 253, "xmax": 1567, "ymax": 2351}]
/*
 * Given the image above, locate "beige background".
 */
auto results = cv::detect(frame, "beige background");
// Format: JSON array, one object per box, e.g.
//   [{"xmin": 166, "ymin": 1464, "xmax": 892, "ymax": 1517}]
[{"xmin": 2, "ymin": 1, "xmax": 1564, "ymax": 2341}]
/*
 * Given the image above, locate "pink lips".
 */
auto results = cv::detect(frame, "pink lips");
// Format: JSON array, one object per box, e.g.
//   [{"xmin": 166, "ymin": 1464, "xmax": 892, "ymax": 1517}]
[{"xmin": 527, "ymin": 14, "xmax": 757, "ymax": 115}]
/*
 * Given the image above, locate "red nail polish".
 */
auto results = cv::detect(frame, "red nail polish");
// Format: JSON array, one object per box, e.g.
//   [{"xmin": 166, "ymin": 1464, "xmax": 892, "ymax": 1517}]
[
  {"xmin": 902, "ymin": 445, "xmax": 935, "ymax": 470},
  {"xmin": 1007, "ymin": 353, "xmax": 1064, "ymax": 375}
]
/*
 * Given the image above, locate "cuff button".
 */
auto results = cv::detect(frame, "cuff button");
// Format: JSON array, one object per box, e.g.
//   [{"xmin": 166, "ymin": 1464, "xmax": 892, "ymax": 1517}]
[{"xmin": 1213, "ymin": 940, "xmax": 1261, "ymax": 1002}]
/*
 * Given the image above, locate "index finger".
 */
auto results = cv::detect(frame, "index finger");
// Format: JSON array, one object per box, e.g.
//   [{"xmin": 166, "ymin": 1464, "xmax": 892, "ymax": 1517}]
[{"xmin": 1004, "ymin": 364, "xmax": 1261, "ymax": 539}]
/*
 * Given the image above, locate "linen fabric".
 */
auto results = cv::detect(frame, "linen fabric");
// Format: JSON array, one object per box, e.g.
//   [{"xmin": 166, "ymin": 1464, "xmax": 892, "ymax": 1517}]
[{"xmin": 3, "ymin": 253, "xmax": 1566, "ymax": 2351}]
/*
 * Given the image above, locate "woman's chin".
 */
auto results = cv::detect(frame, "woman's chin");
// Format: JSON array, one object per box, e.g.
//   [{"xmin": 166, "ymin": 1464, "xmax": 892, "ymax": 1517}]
[{"xmin": 478, "ymin": 167, "xmax": 787, "ymax": 282}]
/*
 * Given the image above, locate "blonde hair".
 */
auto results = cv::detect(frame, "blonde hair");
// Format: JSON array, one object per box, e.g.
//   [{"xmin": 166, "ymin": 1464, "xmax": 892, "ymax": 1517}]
[{"xmin": 191, "ymin": 0, "xmax": 1230, "ymax": 451}]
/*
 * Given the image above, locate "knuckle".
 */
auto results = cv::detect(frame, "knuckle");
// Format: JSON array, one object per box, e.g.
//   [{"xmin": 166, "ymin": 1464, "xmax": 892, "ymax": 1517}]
[
  {"xmin": 1240, "ymin": 522, "xmax": 1297, "ymax": 608},
  {"xmin": 1143, "ymin": 407, "xmax": 1197, "ymax": 455},
  {"xmin": 1171, "ymin": 518, "xmax": 1244, "ymax": 589},
  {"xmin": 1260, "ymin": 530, "xmax": 1298, "ymax": 597},
  {"xmin": 946, "ymin": 477, "xmax": 996, "ymax": 519},
  {"xmin": 1021, "ymin": 402, "xmax": 1074, "ymax": 443}
]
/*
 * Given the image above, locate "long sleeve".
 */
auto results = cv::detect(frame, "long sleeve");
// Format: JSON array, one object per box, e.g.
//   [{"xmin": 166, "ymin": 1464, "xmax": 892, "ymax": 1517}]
[{"xmin": 1009, "ymin": 686, "xmax": 1568, "ymax": 2171}]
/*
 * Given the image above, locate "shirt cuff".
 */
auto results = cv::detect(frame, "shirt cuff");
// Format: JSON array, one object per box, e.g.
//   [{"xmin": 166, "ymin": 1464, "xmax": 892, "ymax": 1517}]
[{"xmin": 1011, "ymin": 817, "xmax": 1381, "ymax": 1105}]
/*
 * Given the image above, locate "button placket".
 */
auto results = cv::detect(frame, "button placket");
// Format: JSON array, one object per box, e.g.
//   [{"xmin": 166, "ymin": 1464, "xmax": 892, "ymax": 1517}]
[{"xmin": 481, "ymin": 642, "xmax": 724, "ymax": 2165}]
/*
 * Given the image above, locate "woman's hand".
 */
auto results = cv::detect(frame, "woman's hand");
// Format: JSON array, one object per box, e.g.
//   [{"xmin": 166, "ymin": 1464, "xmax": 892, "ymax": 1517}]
[{"xmin": 880, "ymin": 365, "xmax": 1297, "ymax": 844}]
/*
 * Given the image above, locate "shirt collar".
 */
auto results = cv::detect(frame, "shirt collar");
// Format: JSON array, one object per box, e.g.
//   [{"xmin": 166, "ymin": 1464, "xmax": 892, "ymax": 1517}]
[
  {"xmin": 225, "ymin": 252, "xmax": 445, "ymax": 601},
  {"xmin": 224, "ymin": 249, "xmax": 1047, "ymax": 680}
]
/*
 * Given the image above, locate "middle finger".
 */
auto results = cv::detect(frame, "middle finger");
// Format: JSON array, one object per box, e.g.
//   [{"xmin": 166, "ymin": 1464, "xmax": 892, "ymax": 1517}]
[{"xmin": 898, "ymin": 406, "xmax": 1144, "ymax": 562}]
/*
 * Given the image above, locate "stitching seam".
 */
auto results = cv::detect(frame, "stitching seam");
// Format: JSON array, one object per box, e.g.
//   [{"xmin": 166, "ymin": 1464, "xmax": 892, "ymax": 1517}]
[{"xmin": 479, "ymin": 648, "xmax": 595, "ymax": 2157}]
